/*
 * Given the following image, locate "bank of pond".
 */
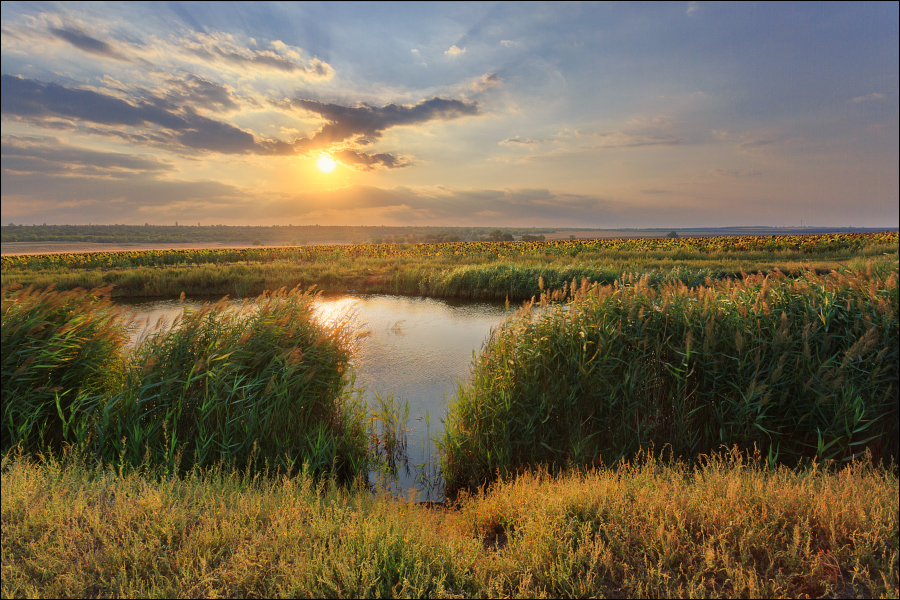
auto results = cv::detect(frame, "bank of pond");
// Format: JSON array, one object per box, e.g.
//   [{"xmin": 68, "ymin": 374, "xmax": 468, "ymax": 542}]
[{"xmin": 2, "ymin": 265, "xmax": 897, "ymax": 500}]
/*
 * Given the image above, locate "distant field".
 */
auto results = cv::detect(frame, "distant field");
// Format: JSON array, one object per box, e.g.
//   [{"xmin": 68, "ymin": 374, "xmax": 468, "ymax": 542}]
[
  {"xmin": 3, "ymin": 225, "xmax": 895, "ymax": 254},
  {"xmin": 1, "ymin": 240, "xmax": 341, "ymax": 256}
]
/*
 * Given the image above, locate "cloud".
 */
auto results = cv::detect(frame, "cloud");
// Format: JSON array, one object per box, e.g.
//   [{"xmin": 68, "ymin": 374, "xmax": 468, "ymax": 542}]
[
  {"xmin": 1, "ymin": 168, "xmax": 246, "ymax": 224},
  {"xmin": 851, "ymin": 92, "xmax": 886, "ymax": 102},
  {"xmin": 49, "ymin": 26, "xmax": 129, "ymax": 61},
  {"xmin": 333, "ymin": 149, "xmax": 412, "ymax": 171},
  {"xmin": 1, "ymin": 74, "xmax": 478, "ymax": 168},
  {"xmin": 1, "ymin": 74, "xmax": 278, "ymax": 155},
  {"xmin": 499, "ymin": 136, "xmax": 540, "ymax": 146},
  {"xmin": 157, "ymin": 75, "xmax": 241, "ymax": 113},
  {"xmin": 469, "ymin": 73, "xmax": 502, "ymax": 93},
  {"xmin": 444, "ymin": 45, "xmax": 466, "ymax": 56},
  {"xmin": 686, "ymin": 2, "xmax": 700, "ymax": 16},
  {"xmin": 738, "ymin": 138, "xmax": 776, "ymax": 150},
  {"xmin": 289, "ymin": 97, "xmax": 479, "ymax": 147},
  {"xmin": 710, "ymin": 168, "xmax": 763, "ymax": 178},
  {"xmin": 2, "ymin": 136, "xmax": 174, "ymax": 178},
  {"xmin": 593, "ymin": 131, "xmax": 681, "ymax": 148},
  {"xmin": 266, "ymin": 185, "xmax": 611, "ymax": 226},
  {"xmin": 177, "ymin": 32, "xmax": 334, "ymax": 79},
  {"xmin": 499, "ymin": 40, "xmax": 521, "ymax": 47}
]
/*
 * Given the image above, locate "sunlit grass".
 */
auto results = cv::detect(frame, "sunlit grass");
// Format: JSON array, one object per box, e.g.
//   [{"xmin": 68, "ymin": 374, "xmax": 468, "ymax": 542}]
[
  {"xmin": 2, "ymin": 447, "xmax": 896, "ymax": 598},
  {"xmin": 2, "ymin": 240, "xmax": 897, "ymax": 300}
]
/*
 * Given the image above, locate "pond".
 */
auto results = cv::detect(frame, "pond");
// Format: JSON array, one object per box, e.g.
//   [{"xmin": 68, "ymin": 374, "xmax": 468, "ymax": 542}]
[{"xmin": 117, "ymin": 294, "xmax": 518, "ymax": 499}]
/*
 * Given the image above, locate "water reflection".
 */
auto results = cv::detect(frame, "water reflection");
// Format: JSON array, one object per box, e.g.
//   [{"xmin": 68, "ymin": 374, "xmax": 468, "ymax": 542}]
[{"xmin": 118, "ymin": 293, "xmax": 516, "ymax": 499}]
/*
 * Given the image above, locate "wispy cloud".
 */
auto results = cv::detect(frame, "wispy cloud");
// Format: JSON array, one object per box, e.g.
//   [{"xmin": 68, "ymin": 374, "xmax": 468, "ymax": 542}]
[
  {"xmin": 851, "ymin": 92, "xmax": 886, "ymax": 102},
  {"xmin": 2, "ymin": 136, "xmax": 174, "ymax": 178},
  {"xmin": 177, "ymin": 32, "xmax": 334, "ymax": 79},
  {"xmin": 593, "ymin": 131, "xmax": 681, "ymax": 148},
  {"xmin": 499, "ymin": 136, "xmax": 540, "ymax": 146},
  {"xmin": 469, "ymin": 73, "xmax": 502, "ymax": 93},
  {"xmin": 686, "ymin": 2, "xmax": 700, "ymax": 16}
]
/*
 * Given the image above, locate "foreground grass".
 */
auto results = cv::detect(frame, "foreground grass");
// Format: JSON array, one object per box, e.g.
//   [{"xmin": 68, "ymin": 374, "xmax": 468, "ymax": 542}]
[{"xmin": 2, "ymin": 448, "xmax": 897, "ymax": 599}]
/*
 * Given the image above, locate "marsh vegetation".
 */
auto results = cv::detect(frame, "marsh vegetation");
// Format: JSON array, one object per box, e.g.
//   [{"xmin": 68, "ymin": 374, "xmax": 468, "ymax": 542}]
[{"xmin": 2, "ymin": 232, "xmax": 898, "ymax": 598}]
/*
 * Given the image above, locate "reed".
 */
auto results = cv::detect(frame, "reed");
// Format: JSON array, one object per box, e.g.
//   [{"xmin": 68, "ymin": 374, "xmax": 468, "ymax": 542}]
[
  {"xmin": 2, "ymin": 285, "xmax": 370, "ymax": 480},
  {"xmin": 1, "ymin": 285, "xmax": 130, "ymax": 454},
  {"xmin": 440, "ymin": 266, "xmax": 899, "ymax": 496},
  {"xmin": 4, "ymin": 242, "xmax": 897, "ymax": 301},
  {"xmin": 115, "ymin": 287, "xmax": 366, "ymax": 477}
]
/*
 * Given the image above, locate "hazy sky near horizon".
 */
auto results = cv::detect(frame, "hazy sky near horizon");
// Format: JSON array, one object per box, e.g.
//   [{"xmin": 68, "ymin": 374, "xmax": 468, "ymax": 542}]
[{"xmin": 1, "ymin": 1, "xmax": 897, "ymax": 228}]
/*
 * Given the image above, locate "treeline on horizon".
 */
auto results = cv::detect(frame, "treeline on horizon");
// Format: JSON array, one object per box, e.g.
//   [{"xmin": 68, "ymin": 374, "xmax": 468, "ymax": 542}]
[
  {"xmin": 4, "ymin": 224, "xmax": 892, "ymax": 245},
  {"xmin": 1, "ymin": 224, "xmax": 561, "ymax": 245}
]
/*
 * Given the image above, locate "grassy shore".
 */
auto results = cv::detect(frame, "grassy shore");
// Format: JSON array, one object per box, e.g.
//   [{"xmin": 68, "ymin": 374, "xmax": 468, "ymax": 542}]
[
  {"xmin": 2, "ymin": 447, "xmax": 896, "ymax": 599},
  {"xmin": 2, "ymin": 242, "xmax": 897, "ymax": 301}
]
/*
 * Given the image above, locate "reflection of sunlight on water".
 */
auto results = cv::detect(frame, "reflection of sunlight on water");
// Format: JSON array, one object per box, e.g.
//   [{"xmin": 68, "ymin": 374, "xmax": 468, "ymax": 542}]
[{"xmin": 119, "ymin": 293, "xmax": 516, "ymax": 500}]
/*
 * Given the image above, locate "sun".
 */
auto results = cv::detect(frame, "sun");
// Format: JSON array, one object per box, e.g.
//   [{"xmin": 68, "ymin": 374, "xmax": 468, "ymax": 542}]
[{"xmin": 317, "ymin": 155, "xmax": 336, "ymax": 173}]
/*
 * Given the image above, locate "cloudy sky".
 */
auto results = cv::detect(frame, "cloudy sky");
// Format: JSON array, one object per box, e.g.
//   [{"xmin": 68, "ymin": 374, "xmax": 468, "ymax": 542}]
[{"xmin": 1, "ymin": 1, "xmax": 897, "ymax": 227}]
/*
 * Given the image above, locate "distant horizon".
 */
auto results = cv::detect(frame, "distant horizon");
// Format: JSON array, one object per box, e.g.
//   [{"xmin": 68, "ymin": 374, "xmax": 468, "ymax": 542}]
[
  {"xmin": 3, "ymin": 223, "xmax": 896, "ymax": 232},
  {"xmin": 2, "ymin": 2, "xmax": 897, "ymax": 228}
]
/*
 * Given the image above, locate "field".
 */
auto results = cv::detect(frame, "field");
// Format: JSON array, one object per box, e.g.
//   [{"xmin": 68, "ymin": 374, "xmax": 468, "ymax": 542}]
[
  {"xmin": 2, "ymin": 231, "xmax": 898, "ymax": 598},
  {"xmin": 2, "ymin": 232, "xmax": 897, "ymax": 300}
]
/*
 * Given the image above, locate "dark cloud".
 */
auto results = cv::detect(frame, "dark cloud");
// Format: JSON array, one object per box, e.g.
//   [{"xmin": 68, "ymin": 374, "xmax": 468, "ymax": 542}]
[
  {"xmin": 2, "ymin": 137, "xmax": 174, "ymax": 178},
  {"xmin": 1, "ymin": 76, "xmax": 476, "ymax": 168},
  {"xmin": 1, "ymin": 75, "xmax": 262, "ymax": 154},
  {"xmin": 49, "ymin": 26, "xmax": 128, "ymax": 61},
  {"xmin": 334, "ymin": 149, "xmax": 411, "ymax": 171},
  {"xmin": 291, "ymin": 97, "xmax": 479, "ymax": 146}
]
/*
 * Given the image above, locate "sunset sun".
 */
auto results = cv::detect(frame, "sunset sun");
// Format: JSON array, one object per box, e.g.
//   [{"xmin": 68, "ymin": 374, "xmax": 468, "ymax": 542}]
[{"xmin": 317, "ymin": 156, "xmax": 336, "ymax": 173}]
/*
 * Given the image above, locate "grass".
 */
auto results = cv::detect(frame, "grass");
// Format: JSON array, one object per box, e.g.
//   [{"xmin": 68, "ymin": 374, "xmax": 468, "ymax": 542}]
[
  {"xmin": 3, "ymin": 238, "xmax": 899, "ymax": 597},
  {"xmin": 2, "ymin": 285, "xmax": 369, "ymax": 480},
  {"xmin": 440, "ymin": 264, "xmax": 899, "ymax": 496},
  {"xmin": 1, "ymin": 286, "xmax": 130, "ymax": 453},
  {"xmin": 2, "ymin": 240, "xmax": 897, "ymax": 301},
  {"xmin": 2, "ymin": 447, "xmax": 896, "ymax": 598}
]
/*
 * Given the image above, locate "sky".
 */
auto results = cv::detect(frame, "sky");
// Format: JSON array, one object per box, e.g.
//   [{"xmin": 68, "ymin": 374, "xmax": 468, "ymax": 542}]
[{"xmin": 1, "ymin": 1, "xmax": 897, "ymax": 228}]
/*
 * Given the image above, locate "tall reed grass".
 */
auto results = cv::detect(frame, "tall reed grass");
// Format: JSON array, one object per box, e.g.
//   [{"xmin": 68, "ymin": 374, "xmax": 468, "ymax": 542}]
[
  {"xmin": 440, "ymin": 266, "xmax": 899, "ymax": 496},
  {"xmin": 1, "ymin": 285, "xmax": 129, "ymax": 454},
  {"xmin": 4, "ymin": 244, "xmax": 897, "ymax": 301},
  {"xmin": 2, "ymin": 285, "xmax": 368, "ymax": 479}
]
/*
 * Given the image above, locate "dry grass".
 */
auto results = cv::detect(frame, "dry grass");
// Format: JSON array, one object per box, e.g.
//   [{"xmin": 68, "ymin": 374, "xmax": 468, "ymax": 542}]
[{"xmin": 2, "ymin": 447, "xmax": 897, "ymax": 598}]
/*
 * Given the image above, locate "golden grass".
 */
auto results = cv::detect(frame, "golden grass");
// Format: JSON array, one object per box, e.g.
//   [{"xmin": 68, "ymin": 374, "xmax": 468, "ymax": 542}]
[{"xmin": 2, "ymin": 447, "xmax": 897, "ymax": 598}]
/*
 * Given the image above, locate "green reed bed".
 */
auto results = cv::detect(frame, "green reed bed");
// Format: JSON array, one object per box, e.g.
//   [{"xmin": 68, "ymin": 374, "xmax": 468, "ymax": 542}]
[
  {"xmin": 3, "ymin": 244, "xmax": 897, "ymax": 301},
  {"xmin": 3, "ymin": 447, "xmax": 896, "ymax": 599},
  {"xmin": 2, "ymin": 285, "xmax": 367, "ymax": 479},
  {"xmin": 1, "ymin": 286, "xmax": 129, "ymax": 454},
  {"xmin": 440, "ymin": 266, "xmax": 899, "ymax": 496}
]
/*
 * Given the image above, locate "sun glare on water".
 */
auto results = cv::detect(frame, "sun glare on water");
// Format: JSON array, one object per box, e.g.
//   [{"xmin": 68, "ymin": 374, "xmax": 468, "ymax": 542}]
[{"xmin": 317, "ymin": 156, "xmax": 336, "ymax": 173}]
